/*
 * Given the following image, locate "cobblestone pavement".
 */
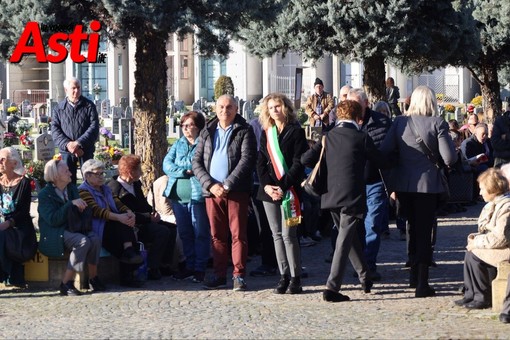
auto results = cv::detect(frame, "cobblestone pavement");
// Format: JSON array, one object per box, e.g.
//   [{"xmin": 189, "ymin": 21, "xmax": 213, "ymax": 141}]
[{"xmin": 1, "ymin": 201, "xmax": 509, "ymax": 339}]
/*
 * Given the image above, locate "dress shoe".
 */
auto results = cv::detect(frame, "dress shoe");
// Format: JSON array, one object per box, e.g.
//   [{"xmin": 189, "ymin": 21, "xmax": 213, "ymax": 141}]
[
  {"xmin": 147, "ymin": 268, "xmax": 162, "ymax": 280},
  {"xmin": 322, "ymin": 289, "xmax": 350, "ymax": 302},
  {"xmin": 454, "ymin": 297, "xmax": 473, "ymax": 306},
  {"xmin": 119, "ymin": 247, "xmax": 144, "ymax": 265},
  {"xmin": 499, "ymin": 313, "xmax": 510, "ymax": 323},
  {"xmin": 361, "ymin": 280, "xmax": 373, "ymax": 293},
  {"xmin": 286, "ymin": 277, "xmax": 303, "ymax": 294},
  {"xmin": 274, "ymin": 275, "xmax": 290, "ymax": 294},
  {"xmin": 59, "ymin": 281, "xmax": 82, "ymax": 296},
  {"xmin": 465, "ymin": 300, "xmax": 491, "ymax": 309},
  {"xmin": 415, "ymin": 285, "xmax": 435, "ymax": 298}
]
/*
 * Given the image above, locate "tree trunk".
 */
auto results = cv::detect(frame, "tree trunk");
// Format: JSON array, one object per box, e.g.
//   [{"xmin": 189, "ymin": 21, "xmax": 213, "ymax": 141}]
[
  {"xmin": 133, "ymin": 29, "xmax": 168, "ymax": 194},
  {"xmin": 362, "ymin": 55, "xmax": 386, "ymax": 103},
  {"xmin": 479, "ymin": 59, "xmax": 502, "ymax": 123}
]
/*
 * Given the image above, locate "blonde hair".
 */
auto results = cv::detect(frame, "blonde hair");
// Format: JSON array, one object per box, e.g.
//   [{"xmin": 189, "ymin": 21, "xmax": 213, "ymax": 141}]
[
  {"xmin": 406, "ymin": 86, "xmax": 438, "ymax": 117},
  {"xmin": 477, "ymin": 168, "xmax": 509, "ymax": 196},
  {"xmin": 258, "ymin": 93, "xmax": 297, "ymax": 130}
]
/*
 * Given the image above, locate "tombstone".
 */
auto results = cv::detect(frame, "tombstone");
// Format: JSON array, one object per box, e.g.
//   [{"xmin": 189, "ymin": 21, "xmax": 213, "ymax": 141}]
[
  {"xmin": 119, "ymin": 97, "xmax": 128, "ymax": 113},
  {"xmin": 46, "ymin": 99, "xmax": 57, "ymax": 118},
  {"xmin": 101, "ymin": 99, "xmax": 111, "ymax": 118},
  {"xmin": 1, "ymin": 99, "xmax": 11, "ymax": 120},
  {"xmin": 119, "ymin": 118, "xmax": 132, "ymax": 148},
  {"xmin": 200, "ymin": 97, "xmax": 207, "ymax": 110},
  {"xmin": 192, "ymin": 100, "xmax": 201, "ymax": 112},
  {"xmin": 102, "ymin": 118, "xmax": 113, "ymax": 133},
  {"xmin": 111, "ymin": 106, "xmax": 122, "ymax": 119},
  {"xmin": 173, "ymin": 101, "xmax": 185, "ymax": 113},
  {"xmin": 7, "ymin": 115, "xmax": 20, "ymax": 133},
  {"xmin": 242, "ymin": 101, "xmax": 254, "ymax": 121},
  {"xmin": 34, "ymin": 132, "xmax": 55, "ymax": 162},
  {"xmin": 0, "ymin": 121, "xmax": 5, "ymax": 148},
  {"xmin": 124, "ymin": 106, "xmax": 133, "ymax": 119},
  {"xmin": 21, "ymin": 100, "xmax": 32, "ymax": 117},
  {"xmin": 455, "ymin": 107, "xmax": 462, "ymax": 122}
]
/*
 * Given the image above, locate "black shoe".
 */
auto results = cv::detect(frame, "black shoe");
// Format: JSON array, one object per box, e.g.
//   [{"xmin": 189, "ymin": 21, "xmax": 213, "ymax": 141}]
[
  {"xmin": 172, "ymin": 268, "xmax": 194, "ymax": 280},
  {"xmin": 454, "ymin": 297, "xmax": 473, "ymax": 306},
  {"xmin": 322, "ymin": 289, "xmax": 350, "ymax": 302},
  {"xmin": 415, "ymin": 285, "xmax": 436, "ymax": 298},
  {"xmin": 89, "ymin": 276, "xmax": 107, "ymax": 291},
  {"xmin": 250, "ymin": 265, "xmax": 277, "ymax": 277},
  {"xmin": 120, "ymin": 247, "xmax": 144, "ymax": 265},
  {"xmin": 273, "ymin": 275, "xmax": 289, "ymax": 294},
  {"xmin": 499, "ymin": 313, "xmax": 510, "ymax": 323},
  {"xmin": 147, "ymin": 268, "xmax": 162, "ymax": 280},
  {"xmin": 60, "ymin": 281, "xmax": 82, "ymax": 296},
  {"xmin": 203, "ymin": 276, "xmax": 227, "ymax": 290},
  {"xmin": 361, "ymin": 280, "xmax": 373, "ymax": 293},
  {"xmin": 465, "ymin": 300, "xmax": 491, "ymax": 309},
  {"xmin": 287, "ymin": 277, "xmax": 302, "ymax": 294}
]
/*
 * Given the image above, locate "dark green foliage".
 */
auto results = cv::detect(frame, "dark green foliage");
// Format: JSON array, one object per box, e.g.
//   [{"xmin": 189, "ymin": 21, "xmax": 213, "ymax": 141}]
[{"xmin": 214, "ymin": 75, "xmax": 235, "ymax": 100}]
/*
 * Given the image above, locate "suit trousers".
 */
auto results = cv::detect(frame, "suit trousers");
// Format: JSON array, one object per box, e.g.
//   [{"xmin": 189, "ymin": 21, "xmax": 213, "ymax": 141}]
[
  {"xmin": 205, "ymin": 191, "xmax": 250, "ymax": 278},
  {"xmin": 263, "ymin": 201, "xmax": 301, "ymax": 277},
  {"xmin": 326, "ymin": 208, "xmax": 368, "ymax": 292},
  {"xmin": 64, "ymin": 230, "xmax": 101, "ymax": 272},
  {"xmin": 463, "ymin": 251, "xmax": 494, "ymax": 304}
]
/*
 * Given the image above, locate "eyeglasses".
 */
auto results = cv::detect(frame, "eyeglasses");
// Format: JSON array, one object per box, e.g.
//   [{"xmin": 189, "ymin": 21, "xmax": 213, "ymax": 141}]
[
  {"xmin": 89, "ymin": 171, "xmax": 106, "ymax": 178},
  {"xmin": 181, "ymin": 124, "xmax": 196, "ymax": 129}
]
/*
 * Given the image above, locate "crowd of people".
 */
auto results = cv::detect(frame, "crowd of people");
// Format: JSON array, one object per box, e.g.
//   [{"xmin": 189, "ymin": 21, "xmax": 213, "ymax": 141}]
[{"xmin": 0, "ymin": 76, "xmax": 509, "ymax": 324}]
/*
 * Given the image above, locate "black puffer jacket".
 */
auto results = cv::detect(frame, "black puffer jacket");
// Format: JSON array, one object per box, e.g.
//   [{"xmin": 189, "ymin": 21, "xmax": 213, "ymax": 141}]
[
  {"xmin": 362, "ymin": 108, "xmax": 391, "ymax": 184},
  {"xmin": 51, "ymin": 96, "xmax": 99, "ymax": 158},
  {"xmin": 192, "ymin": 114, "xmax": 257, "ymax": 197}
]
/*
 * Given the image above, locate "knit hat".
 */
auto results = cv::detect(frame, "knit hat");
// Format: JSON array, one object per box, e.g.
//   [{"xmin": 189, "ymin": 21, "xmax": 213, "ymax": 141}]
[{"xmin": 314, "ymin": 78, "xmax": 323, "ymax": 87}]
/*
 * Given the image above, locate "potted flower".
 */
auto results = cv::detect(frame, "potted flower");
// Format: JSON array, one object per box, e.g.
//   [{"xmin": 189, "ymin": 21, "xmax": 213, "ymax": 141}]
[
  {"xmin": 109, "ymin": 146, "xmax": 124, "ymax": 165},
  {"xmin": 94, "ymin": 146, "xmax": 113, "ymax": 170},
  {"xmin": 3, "ymin": 132, "xmax": 18, "ymax": 147},
  {"xmin": 15, "ymin": 120, "xmax": 32, "ymax": 136},
  {"xmin": 444, "ymin": 104, "xmax": 455, "ymax": 113},
  {"xmin": 24, "ymin": 160, "xmax": 46, "ymax": 193},
  {"xmin": 100, "ymin": 127, "xmax": 114, "ymax": 146},
  {"xmin": 7, "ymin": 105, "xmax": 20, "ymax": 116}
]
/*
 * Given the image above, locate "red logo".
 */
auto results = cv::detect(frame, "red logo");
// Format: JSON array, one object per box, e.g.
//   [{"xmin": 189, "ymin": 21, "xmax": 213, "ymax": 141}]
[{"xmin": 9, "ymin": 21, "xmax": 102, "ymax": 64}]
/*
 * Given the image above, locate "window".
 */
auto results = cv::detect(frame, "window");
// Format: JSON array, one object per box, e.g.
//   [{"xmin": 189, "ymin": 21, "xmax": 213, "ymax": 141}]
[
  {"xmin": 180, "ymin": 55, "xmax": 189, "ymax": 79},
  {"xmin": 118, "ymin": 54, "xmax": 123, "ymax": 90},
  {"xmin": 179, "ymin": 36, "xmax": 189, "ymax": 52}
]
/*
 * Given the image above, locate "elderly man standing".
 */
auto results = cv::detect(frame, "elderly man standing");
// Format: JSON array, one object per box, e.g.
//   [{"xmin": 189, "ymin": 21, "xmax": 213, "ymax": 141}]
[
  {"xmin": 305, "ymin": 78, "xmax": 334, "ymax": 127},
  {"xmin": 329, "ymin": 84, "xmax": 353, "ymax": 126},
  {"xmin": 52, "ymin": 77, "xmax": 99, "ymax": 184},
  {"xmin": 193, "ymin": 95, "xmax": 257, "ymax": 291},
  {"xmin": 348, "ymin": 88, "xmax": 391, "ymax": 281}
]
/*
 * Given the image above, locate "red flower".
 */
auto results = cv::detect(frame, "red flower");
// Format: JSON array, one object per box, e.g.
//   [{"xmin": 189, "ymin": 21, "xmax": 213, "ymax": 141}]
[{"xmin": 30, "ymin": 180, "xmax": 36, "ymax": 191}]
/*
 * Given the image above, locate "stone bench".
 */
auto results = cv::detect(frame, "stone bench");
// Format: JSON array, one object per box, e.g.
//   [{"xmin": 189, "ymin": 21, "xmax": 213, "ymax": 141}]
[{"xmin": 492, "ymin": 261, "xmax": 510, "ymax": 313}]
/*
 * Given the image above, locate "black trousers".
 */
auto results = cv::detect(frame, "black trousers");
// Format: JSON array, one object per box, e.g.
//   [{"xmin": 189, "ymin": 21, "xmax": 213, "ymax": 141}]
[
  {"xmin": 102, "ymin": 221, "xmax": 138, "ymax": 258},
  {"xmin": 463, "ymin": 251, "xmax": 494, "ymax": 303}
]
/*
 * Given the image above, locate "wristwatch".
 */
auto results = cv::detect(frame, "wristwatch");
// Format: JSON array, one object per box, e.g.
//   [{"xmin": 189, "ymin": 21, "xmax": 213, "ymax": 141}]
[{"xmin": 223, "ymin": 184, "xmax": 230, "ymax": 192}]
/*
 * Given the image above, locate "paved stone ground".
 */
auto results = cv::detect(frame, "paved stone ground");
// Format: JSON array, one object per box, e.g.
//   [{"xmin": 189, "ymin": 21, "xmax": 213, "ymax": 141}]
[{"xmin": 1, "ymin": 201, "xmax": 509, "ymax": 339}]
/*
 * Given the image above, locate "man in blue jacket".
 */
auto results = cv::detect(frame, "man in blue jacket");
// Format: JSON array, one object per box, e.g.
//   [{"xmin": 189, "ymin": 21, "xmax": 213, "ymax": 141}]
[{"xmin": 52, "ymin": 77, "xmax": 99, "ymax": 183}]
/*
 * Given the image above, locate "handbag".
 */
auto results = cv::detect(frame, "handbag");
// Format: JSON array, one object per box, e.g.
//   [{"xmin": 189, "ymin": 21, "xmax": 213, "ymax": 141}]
[
  {"xmin": 67, "ymin": 205, "xmax": 93, "ymax": 234},
  {"xmin": 407, "ymin": 116, "xmax": 451, "ymax": 204},
  {"xmin": 4, "ymin": 225, "xmax": 38, "ymax": 263},
  {"xmin": 301, "ymin": 135, "xmax": 327, "ymax": 198}
]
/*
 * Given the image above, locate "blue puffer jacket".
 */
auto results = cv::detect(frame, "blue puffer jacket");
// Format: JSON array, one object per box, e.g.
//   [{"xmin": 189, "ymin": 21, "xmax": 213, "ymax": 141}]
[
  {"xmin": 362, "ymin": 108, "xmax": 391, "ymax": 184},
  {"xmin": 51, "ymin": 96, "xmax": 99, "ymax": 158},
  {"xmin": 163, "ymin": 136, "xmax": 204, "ymax": 203}
]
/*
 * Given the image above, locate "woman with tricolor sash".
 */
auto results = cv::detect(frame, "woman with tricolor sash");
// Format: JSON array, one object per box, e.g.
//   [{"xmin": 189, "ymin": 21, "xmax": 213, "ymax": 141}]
[{"xmin": 256, "ymin": 93, "xmax": 308, "ymax": 294}]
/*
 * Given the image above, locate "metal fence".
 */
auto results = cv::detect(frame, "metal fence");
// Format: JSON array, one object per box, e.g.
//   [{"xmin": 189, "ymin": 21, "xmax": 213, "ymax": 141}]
[
  {"xmin": 417, "ymin": 74, "xmax": 460, "ymax": 103},
  {"xmin": 270, "ymin": 74, "xmax": 295, "ymax": 100},
  {"xmin": 11, "ymin": 90, "xmax": 49, "ymax": 105}
]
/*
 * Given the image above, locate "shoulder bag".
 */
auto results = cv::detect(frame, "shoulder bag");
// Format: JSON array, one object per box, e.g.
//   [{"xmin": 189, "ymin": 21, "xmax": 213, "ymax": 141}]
[{"xmin": 301, "ymin": 135, "xmax": 327, "ymax": 198}]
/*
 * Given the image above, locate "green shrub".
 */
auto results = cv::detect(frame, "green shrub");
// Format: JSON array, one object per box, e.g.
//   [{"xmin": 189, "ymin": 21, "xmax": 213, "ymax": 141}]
[{"xmin": 214, "ymin": 75, "xmax": 234, "ymax": 100}]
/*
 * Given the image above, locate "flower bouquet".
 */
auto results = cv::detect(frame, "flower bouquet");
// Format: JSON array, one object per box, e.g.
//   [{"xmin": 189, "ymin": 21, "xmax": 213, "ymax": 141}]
[
  {"xmin": 25, "ymin": 160, "xmax": 46, "ymax": 192},
  {"xmin": 93, "ymin": 83, "xmax": 102, "ymax": 95},
  {"xmin": 100, "ymin": 127, "xmax": 114, "ymax": 146},
  {"xmin": 3, "ymin": 132, "xmax": 18, "ymax": 147},
  {"xmin": 94, "ymin": 145, "xmax": 113, "ymax": 169},
  {"xmin": 16, "ymin": 120, "xmax": 32, "ymax": 136},
  {"xmin": 19, "ymin": 133, "xmax": 34, "ymax": 148},
  {"xmin": 7, "ymin": 105, "xmax": 20, "ymax": 116}
]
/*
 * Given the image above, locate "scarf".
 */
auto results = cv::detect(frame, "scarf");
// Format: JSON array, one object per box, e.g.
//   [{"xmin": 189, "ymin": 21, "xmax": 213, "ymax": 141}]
[{"xmin": 266, "ymin": 125, "xmax": 302, "ymax": 227}]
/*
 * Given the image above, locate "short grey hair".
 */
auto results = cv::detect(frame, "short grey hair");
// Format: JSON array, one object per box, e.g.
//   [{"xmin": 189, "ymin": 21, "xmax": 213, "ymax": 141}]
[
  {"xmin": 406, "ymin": 86, "xmax": 438, "ymax": 117},
  {"xmin": 1, "ymin": 147, "xmax": 25, "ymax": 176},
  {"xmin": 81, "ymin": 159, "xmax": 104, "ymax": 176},
  {"xmin": 347, "ymin": 88, "xmax": 368, "ymax": 103},
  {"xmin": 63, "ymin": 77, "xmax": 80, "ymax": 89},
  {"xmin": 43, "ymin": 159, "xmax": 62, "ymax": 183},
  {"xmin": 373, "ymin": 101, "xmax": 391, "ymax": 116}
]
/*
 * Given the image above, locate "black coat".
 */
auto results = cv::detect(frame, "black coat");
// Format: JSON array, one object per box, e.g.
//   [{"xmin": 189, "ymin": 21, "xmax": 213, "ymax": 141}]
[
  {"xmin": 301, "ymin": 122, "xmax": 385, "ymax": 218},
  {"xmin": 256, "ymin": 122, "xmax": 308, "ymax": 203},
  {"xmin": 107, "ymin": 178, "xmax": 153, "ymax": 225},
  {"xmin": 361, "ymin": 109, "xmax": 391, "ymax": 184}
]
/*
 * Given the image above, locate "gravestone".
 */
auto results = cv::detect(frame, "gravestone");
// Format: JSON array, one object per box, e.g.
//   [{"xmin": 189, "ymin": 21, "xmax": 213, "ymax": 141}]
[
  {"xmin": 101, "ymin": 99, "xmax": 111, "ymax": 118},
  {"xmin": 0, "ymin": 121, "xmax": 5, "ymax": 147},
  {"xmin": 46, "ymin": 99, "xmax": 57, "ymax": 118},
  {"xmin": 242, "ymin": 101, "xmax": 254, "ymax": 121},
  {"xmin": 21, "ymin": 100, "xmax": 32, "ymax": 117},
  {"xmin": 119, "ymin": 97, "xmax": 128, "ymax": 113},
  {"xmin": 192, "ymin": 100, "xmax": 201, "ymax": 112},
  {"xmin": 102, "ymin": 118, "xmax": 113, "ymax": 131},
  {"xmin": 173, "ymin": 101, "xmax": 185, "ymax": 113},
  {"xmin": 124, "ymin": 107, "xmax": 133, "ymax": 119},
  {"xmin": 34, "ymin": 132, "xmax": 55, "ymax": 162},
  {"xmin": 1, "ymin": 99, "xmax": 11, "ymax": 120},
  {"xmin": 111, "ymin": 106, "xmax": 122, "ymax": 119},
  {"xmin": 119, "ymin": 118, "xmax": 132, "ymax": 148}
]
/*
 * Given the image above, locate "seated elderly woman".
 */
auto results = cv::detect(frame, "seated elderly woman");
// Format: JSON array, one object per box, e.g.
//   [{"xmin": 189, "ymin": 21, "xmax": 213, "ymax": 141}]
[
  {"xmin": 455, "ymin": 168, "xmax": 510, "ymax": 309},
  {"xmin": 38, "ymin": 159, "xmax": 105, "ymax": 296},
  {"xmin": 78, "ymin": 159, "xmax": 143, "ymax": 287},
  {"xmin": 0, "ymin": 147, "xmax": 36, "ymax": 287},
  {"xmin": 107, "ymin": 155, "xmax": 176, "ymax": 281}
]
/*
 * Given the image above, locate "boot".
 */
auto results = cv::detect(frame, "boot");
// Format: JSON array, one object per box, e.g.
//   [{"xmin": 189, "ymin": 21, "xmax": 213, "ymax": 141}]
[
  {"xmin": 409, "ymin": 265, "xmax": 418, "ymax": 288},
  {"xmin": 415, "ymin": 263, "xmax": 435, "ymax": 298},
  {"xmin": 287, "ymin": 276, "xmax": 303, "ymax": 294},
  {"xmin": 273, "ymin": 275, "xmax": 290, "ymax": 294}
]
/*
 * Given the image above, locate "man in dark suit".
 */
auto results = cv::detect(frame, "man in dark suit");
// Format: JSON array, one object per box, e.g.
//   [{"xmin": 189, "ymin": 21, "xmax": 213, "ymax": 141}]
[
  {"xmin": 108, "ymin": 155, "xmax": 177, "ymax": 280},
  {"xmin": 348, "ymin": 88, "xmax": 392, "ymax": 281}
]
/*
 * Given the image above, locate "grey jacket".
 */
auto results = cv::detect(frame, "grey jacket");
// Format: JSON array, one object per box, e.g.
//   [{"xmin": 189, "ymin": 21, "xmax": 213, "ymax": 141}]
[
  {"xmin": 380, "ymin": 115, "xmax": 457, "ymax": 193},
  {"xmin": 192, "ymin": 114, "xmax": 257, "ymax": 197}
]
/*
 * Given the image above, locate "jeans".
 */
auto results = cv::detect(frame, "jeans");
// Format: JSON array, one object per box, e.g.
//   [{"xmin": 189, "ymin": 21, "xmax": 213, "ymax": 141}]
[
  {"xmin": 172, "ymin": 201, "xmax": 210, "ymax": 272},
  {"xmin": 364, "ymin": 181, "xmax": 389, "ymax": 271}
]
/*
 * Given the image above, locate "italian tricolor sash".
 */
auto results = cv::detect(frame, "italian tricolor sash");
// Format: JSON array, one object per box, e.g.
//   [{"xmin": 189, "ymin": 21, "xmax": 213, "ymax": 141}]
[{"xmin": 266, "ymin": 125, "xmax": 302, "ymax": 227}]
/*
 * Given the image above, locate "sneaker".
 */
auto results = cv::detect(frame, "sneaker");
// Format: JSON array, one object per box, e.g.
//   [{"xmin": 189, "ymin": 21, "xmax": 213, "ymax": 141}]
[
  {"xmin": 119, "ymin": 246, "xmax": 144, "ymax": 265},
  {"xmin": 232, "ymin": 276, "xmax": 247, "ymax": 291},
  {"xmin": 203, "ymin": 276, "xmax": 227, "ymax": 290},
  {"xmin": 250, "ymin": 265, "xmax": 277, "ymax": 277},
  {"xmin": 172, "ymin": 268, "xmax": 194, "ymax": 281},
  {"xmin": 60, "ymin": 281, "xmax": 82, "ymax": 296},
  {"xmin": 299, "ymin": 236, "xmax": 317, "ymax": 247},
  {"xmin": 192, "ymin": 271, "xmax": 205, "ymax": 283},
  {"xmin": 89, "ymin": 276, "xmax": 107, "ymax": 292}
]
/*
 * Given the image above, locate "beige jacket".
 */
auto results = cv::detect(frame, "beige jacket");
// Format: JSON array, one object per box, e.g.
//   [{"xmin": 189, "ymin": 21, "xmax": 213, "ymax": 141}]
[
  {"xmin": 305, "ymin": 91, "xmax": 334, "ymax": 126},
  {"xmin": 469, "ymin": 195, "xmax": 510, "ymax": 267}
]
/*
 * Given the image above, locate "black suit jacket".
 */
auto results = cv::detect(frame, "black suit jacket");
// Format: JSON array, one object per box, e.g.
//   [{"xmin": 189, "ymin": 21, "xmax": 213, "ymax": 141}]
[{"xmin": 107, "ymin": 178, "xmax": 153, "ymax": 225}]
